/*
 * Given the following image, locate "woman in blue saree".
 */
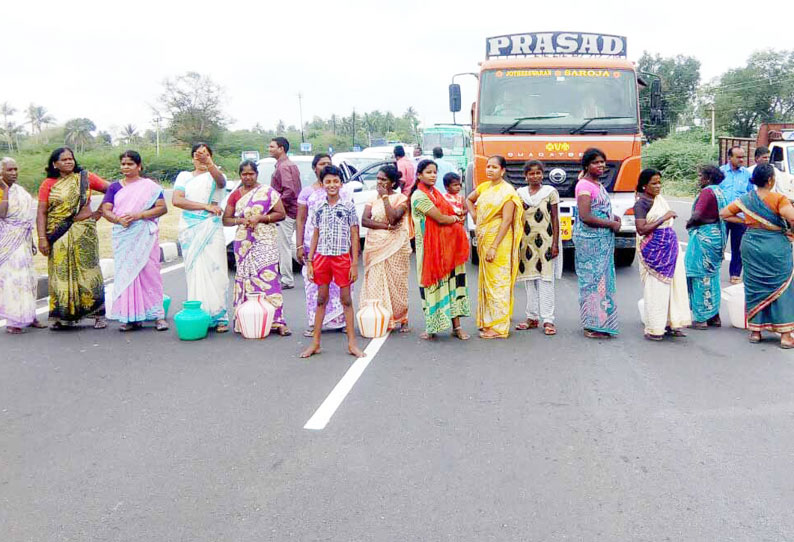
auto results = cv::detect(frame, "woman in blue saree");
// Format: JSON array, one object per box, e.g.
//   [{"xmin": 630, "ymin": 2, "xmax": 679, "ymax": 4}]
[
  {"xmin": 720, "ymin": 164, "xmax": 794, "ymax": 348},
  {"xmin": 685, "ymin": 166, "xmax": 728, "ymax": 329},
  {"xmin": 574, "ymin": 148, "xmax": 622, "ymax": 339}
]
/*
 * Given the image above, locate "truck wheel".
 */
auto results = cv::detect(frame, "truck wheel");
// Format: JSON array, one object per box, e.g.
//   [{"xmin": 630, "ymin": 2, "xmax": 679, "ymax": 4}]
[
  {"xmin": 563, "ymin": 247, "xmax": 576, "ymax": 272},
  {"xmin": 470, "ymin": 239, "xmax": 479, "ymax": 265},
  {"xmin": 615, "ymin": 248, "xmax": 635, "ymax": 267}
]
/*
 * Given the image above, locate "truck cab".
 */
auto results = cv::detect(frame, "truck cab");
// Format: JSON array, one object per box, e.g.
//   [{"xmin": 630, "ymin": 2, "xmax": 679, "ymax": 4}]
[
  {"xmin": 453, "ymin": 32, "xmax": 658, "ymax": 266},
  {"xmin": 421, "ymin": 124, "xmax": 472, "ymax": 180}
]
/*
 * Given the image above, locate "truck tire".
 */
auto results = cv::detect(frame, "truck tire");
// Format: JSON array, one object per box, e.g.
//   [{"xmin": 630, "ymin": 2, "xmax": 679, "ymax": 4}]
[
  {"xmin": 615, "ymin": 248, "xmax": 635, "ymax": 267},
  {"xmin": 470, "ymin": 238, "xmax": 479, "ymax": 264}
]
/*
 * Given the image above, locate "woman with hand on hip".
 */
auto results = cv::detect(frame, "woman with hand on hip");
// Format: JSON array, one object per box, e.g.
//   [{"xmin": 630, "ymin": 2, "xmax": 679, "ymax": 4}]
[
  {"xmin": 37, "ymin": 147, "xmax": 108, "ymax": 329},
  {"xmin": 172, "ymin": 143, "xmax": 230, "ymax": 333}
]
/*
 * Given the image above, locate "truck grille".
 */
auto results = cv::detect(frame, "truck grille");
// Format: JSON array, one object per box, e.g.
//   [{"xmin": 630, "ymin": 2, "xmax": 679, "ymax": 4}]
[{"xmin": 504, "ymin": 161, "xmax": 620, "ymax": 198}]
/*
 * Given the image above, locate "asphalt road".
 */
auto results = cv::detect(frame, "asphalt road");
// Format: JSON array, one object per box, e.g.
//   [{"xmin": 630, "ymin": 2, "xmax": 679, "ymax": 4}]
[{"xmin": 5, "ymin": 202, "xmax": 794, "ymax": 541}]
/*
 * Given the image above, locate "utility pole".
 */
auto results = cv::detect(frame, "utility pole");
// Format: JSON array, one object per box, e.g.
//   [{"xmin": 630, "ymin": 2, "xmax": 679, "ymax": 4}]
[
  {"xmin": 707, "ymin": 105, "xmax": 716, "ymax": 147},
  {"xmin": 352, "ymin": 109, "xmax": 356, "ymax": 150},
  {"xmin": 298, "ymin": 92, "xmax": 305, "ymax": 143},
  {"xmin": 154, "ymin": 113, "xmax": 162, "ymax": 156}
]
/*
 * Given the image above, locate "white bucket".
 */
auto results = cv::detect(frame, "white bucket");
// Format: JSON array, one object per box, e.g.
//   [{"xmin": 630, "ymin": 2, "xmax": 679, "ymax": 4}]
[{"xmin": 721, "ymin": 283, "xmax": 747, "ymax": 329}]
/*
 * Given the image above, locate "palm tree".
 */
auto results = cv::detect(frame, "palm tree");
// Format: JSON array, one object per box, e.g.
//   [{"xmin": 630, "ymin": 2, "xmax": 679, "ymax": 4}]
[
  {"xmin": 26, "ymin": 104, "xmax": 55, "ymax": 135},
  {"xmin": 0, "ymin": 103, "xmax": 18, "ymax": 151},
  {"xmin": 64, "ymin": 118, "xmax": 97, "ymax": 153},
  {"xmin": 121, "ymin": 124, "xmax": 138, "ymax": 144}
]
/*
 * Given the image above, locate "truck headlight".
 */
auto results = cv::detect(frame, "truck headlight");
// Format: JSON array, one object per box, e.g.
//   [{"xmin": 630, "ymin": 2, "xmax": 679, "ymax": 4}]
[{"xmin": 621, "ymin": 214, "xmax": 635, "ymax": 229}]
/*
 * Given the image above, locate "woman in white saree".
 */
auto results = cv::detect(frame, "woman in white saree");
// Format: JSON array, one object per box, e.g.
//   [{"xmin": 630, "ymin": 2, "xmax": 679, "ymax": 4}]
[{"xmin": 172, "ymin": 143, "xmax": 230, "ymax": 332}]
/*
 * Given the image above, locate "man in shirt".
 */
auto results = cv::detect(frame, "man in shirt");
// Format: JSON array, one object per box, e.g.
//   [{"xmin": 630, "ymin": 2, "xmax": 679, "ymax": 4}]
[
  {"xmin": 719, "ymin": 146, "xmax": 753, "ymax": 284},
  {"xmin": 394, "ymin": 145, "xmax": 415, "ymax": 196},
  {"xmin": 747, "ymin": 146, "xmax": 770, "ymax": 175},
  {"xmin": 431, "ymin": 147, "xmax": 456, "ymax": 195},
  {"xmin": 269, "ymin": 136, "xmax": 302, "ymax": 289}
]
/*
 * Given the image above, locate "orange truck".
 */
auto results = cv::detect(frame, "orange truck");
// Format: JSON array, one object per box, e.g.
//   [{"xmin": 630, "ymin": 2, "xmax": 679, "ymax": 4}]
[{"xmin": 449, "ymin": 31, "xmax": 661, "ymax": 266}]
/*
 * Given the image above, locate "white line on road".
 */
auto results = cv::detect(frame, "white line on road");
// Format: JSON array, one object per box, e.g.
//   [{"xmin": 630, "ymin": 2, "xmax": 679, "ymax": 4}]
[
  {"xmin": 304, "ymin": 333, "xmax": 391, "ymax": 431},
  {"xmin": 0, "ymin": 262, "xmax": 186, "ymax": 329}
]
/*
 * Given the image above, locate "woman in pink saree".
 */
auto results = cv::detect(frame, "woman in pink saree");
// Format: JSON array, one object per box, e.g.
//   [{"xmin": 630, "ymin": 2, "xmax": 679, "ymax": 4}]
[{"xmin": 100, "ymin": 151, "xmax": 168, "ymax": 331}]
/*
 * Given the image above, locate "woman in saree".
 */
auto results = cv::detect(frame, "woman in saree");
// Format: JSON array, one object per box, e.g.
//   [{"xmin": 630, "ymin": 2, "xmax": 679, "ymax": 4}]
[
  {"xmin": 172, "ymin": 143, "xmax": 230, "ymax": 332},
  {"xmin": 466, "ymin": 155, "xmax": 522, "ymax": 339},
  {"xmin": 634, "ymin": 169, "xmax": 691, "ymax": 341},
  {"xmin": 574, "ymin": 148, "xmax": 621, "ymax": 339},
  {"xmin": 222, "ymin": 160, "xmax": 291, "ymax": 336},
  {"xmin": 685, "ymin": 165, "xmax": 728, "ymax": 329},
  {"xmin": 37, "ymin": 147, "xmax": 108, "ymax": 329},
  {"xmin": 99, "ymin": 151, "xmax": 168, "ymax": 331},
  {"xmin": 0, "ymin": 157, "xmax": 45, "ymax": 333},
  {"xmin": 720, "ymin": 164, "xmax": 794, "ymax": 348},
  {"xmin": 295, "ymin": 153, "xmax": 354, "ymax": 336},
  {"xmin": 360, "ymin": 164, "xmax": 411, "ymax": 332},
  {"xmin": 411, "ymin": 159, "xmax": 471, "ymax": 340}
]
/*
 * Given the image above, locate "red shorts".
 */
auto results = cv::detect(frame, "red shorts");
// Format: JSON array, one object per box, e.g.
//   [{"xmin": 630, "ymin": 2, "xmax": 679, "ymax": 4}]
[{"xmin": 312, "ymin": 254, "xmax": 352, "ymax": 288}]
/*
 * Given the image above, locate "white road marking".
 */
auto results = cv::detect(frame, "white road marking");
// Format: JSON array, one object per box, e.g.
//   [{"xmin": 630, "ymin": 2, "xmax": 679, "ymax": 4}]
[
  {"xmin": 304, "ymin": 332, "xmax": 391, "ymax": 431},
  {"xmin": 0, "ymin": 261, "xmax": 185, "ymax": 329}
]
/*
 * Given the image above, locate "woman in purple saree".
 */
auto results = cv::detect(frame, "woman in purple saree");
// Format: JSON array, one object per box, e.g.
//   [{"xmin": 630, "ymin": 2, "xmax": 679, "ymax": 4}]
[
  {"xmin": 223, "ymin": 160, "xmax": 291, "ymax": 336},
  {"xmin": 100, "ymin": 151, "xmax": 168, "ymax": 331}
]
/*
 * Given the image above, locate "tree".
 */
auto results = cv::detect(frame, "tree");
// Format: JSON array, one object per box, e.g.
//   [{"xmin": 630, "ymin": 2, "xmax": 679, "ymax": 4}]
[
  {"xmin": 0, "ymin": 102, "xmax": 17, "ymax": 151},
  {"xmin": 121, "ymin": 124, "xmax": 139, "ymax": 144},
  {"xmin": 705, "ymin": 49, "xmax": 794, "ymax": 137},
  {"xmin": 638, "ymin": 52, "xmax": 701, "ymax": 140},
  {"xmin": 64, "ymin": 118, "xmax": 97, "ymax": 153},
  {"xmin": 159, "ymin": 72, "xmax": 227, "ymax": 145},
  {"xmin": 26, "ymin": 104, "xmax": 55, "ymax": 135}
]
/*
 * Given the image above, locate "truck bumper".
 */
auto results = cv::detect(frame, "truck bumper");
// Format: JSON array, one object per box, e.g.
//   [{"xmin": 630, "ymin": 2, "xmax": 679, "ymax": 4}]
[{"xmin": 562, "ymin": 234, "xmax": 635, "ymax": 249}]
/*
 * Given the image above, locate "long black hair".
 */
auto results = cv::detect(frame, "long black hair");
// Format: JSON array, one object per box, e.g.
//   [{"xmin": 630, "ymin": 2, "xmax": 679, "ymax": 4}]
[
  {"xmin": 636, "ymin": 168, "xmax": 661, "ymax": 193},
  {"xmin": 46, "ymin": 147, "xmax": 83, "ymax": 178},
  {"xmin": 411, "ymin": 159, "xmax": 437, "ymax": 197}
]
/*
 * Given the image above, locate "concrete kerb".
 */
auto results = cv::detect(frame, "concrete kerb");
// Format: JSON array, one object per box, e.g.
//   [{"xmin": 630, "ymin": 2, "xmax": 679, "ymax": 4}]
[{"xmin": 35, "ymin": 242, "xmax": 182, "ymax": 301}]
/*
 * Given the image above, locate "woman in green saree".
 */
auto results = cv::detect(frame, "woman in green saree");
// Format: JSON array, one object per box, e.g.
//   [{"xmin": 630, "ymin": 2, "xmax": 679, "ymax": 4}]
[{"xmin": 37, "ymin": 147, "xmax": 109, "ymax": 329}]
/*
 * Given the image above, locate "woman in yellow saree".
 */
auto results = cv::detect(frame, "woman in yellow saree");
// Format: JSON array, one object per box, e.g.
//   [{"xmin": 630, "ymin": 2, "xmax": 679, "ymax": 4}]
[
  {"xmin": 37, "ymin": 147, "xmax": 108, "ymax": 329},
  {"xmin": 466, "ymin": 155, "xmax": 523, "ymax": 339}
]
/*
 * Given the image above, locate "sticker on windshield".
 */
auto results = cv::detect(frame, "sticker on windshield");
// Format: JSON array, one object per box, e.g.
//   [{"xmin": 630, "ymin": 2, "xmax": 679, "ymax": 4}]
[{"xmin": 497, "ymin": 69, "xmax": 614, "ymax": 78}]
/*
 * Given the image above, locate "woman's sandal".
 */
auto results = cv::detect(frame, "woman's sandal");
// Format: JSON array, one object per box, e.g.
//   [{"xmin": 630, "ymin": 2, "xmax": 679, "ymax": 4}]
[
  {"xmin": 478, "ymin": 330, "xmax": 501, "ymax": 340},
  {"xmin": 689, "ymin": 321, "xmax": 708, "ymax": 330},
  {"xmin": 665, "ymin": 328, "xmax": 687, "ymax": 338},
  {"xmin": 50, "ymin": 320, "xmax": 72, "ymax": 330},
  {"xmin": 419, "ymin": 332, "xmax": 436, "ymax": 341},
  {"xmin": 155, "ymin": 319, "xmax": 169, "ymax": 331},
  {"xmin": 644, "ymin": 333, "xmax": 664, "ymax": 341},
  {"xmin": 749, "ymin": 332, "xmax": 762, "ymax": 344},
  {"xmin": 583, "ymin": 329, "xmax": 610, "ymax": 339},
  {"xmin": 277, "ymin": 326, "xmax": 293, "ymax": 337},
  {"xmin": 94, "ymin": 318, "xmax": 108, "ymax": 330},
  {"xmin": 119, "ymin": 322, "xmax": 143, "ymax": 332},
  {"xmin": 215, "ymin": 323, "xmax": 230, "ymax": 333},
  {"xmin": 780, "ymin": 340, "xmax": 794, "ymax": 349},
  {"xmin": 30, "ymin": 320, "xmax": 47, "ymax": 329},
  {"xmin": 543, "ymin": 323, "xmax": 557, "ymax": 336},
  {"xmin": 451, "ymin": 327, "xmax": 470, "ymax": 340},
  {"xmin": 6, "ymin": 326, "xmax": 23, "ymax": 334},
  {"xmin": 515, "ymin": 319, "xmax": 539, "ymax": 331}
]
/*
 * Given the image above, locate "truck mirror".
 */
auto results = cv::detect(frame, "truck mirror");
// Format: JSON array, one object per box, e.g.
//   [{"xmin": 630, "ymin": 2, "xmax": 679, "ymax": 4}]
[
  {"xmin": 650, "ymin": 79, "xmax": 662, "ymax": 110},
  {"xmin": 449, "ymin": 84, "xmax": 462, "ymax": 113}
]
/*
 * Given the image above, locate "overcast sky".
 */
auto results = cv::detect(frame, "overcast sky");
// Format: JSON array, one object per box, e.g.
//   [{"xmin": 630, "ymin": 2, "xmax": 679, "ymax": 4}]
[{"xmin": 3, "ymin": 0, "xmax": 792, "ymax": 139}]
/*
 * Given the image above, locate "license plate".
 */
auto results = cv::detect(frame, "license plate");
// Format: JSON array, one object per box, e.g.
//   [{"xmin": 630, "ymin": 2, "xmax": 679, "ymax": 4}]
[{"xmin": 560, "ymin": 216, "xmax": 573, "ymax": 241}]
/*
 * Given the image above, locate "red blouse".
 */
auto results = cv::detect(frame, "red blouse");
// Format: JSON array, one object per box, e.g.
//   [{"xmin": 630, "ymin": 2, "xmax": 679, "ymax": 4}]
[{"xmin": 38, "ymin": 172, "xmax": 106, "ymax": 203}]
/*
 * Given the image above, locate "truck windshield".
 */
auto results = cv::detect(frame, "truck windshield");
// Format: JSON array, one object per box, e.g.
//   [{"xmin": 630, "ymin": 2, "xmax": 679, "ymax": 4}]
[
  {"xmin": 478, "ymin": 68, "xmax": 639, "ymax": 134},
  {"xmin": 788, "ymin": 147, "xmax": 794, "ymax": 174},
  {"xmin": 423, "ymin": 132, "xmax": 465, "ymax": 155}
]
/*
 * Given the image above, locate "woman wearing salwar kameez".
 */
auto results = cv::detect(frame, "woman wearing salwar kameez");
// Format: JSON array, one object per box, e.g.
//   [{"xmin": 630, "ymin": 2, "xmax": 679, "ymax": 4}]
[
  {"xmin": 466, "ymin": 155, "xmax": 522, "ymax": 339},
  {"xmin": 411, "ymin": 160, "xmax": 471, "ymax": 340},
  {"xmin": 100, "ymin": 151, "xmax": 168, "ymax": 331},
  {"xmin": 0, "ymin": 158, "xmax": 45, "ymax": 334},
  {"xmin": 37, "ymin": 147, "xmax": 108, "ymax": 329},
  {"xmin": 172, "ymin": 143, "xmax": 230, "ymax": 332},
  {"xmin": 720, "ymin": 164, "xmax": 794, "ymax": 349},
  {"xmin": 634, "ymin": 169, "xmax": 691, "ymax": 341},
  {"xmin": 574, "ymin": 148, "xmax": 621, "ymax": 339},
  {"xmin": 223, "ymin": 160, "xmax": 291, "ymax": 336},
  {"xmin": 685, "ymin": 166, "xmax": 728, "ymax": 329},
  {"xmin": 360, "ymin": 165, "xmax": 411, "ymax": 332}
]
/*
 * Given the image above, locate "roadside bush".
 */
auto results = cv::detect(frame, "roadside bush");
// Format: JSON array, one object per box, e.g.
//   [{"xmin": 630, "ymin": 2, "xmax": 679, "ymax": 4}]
[{"xmin": 642, "ymin": 129, "xmax": 718, "ymax": 196}]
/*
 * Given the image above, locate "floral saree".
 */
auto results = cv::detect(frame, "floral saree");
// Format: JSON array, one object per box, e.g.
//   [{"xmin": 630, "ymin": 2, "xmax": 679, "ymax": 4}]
[
  {"xmin": 0, "ymin": 184, "xmax": 37, "ymax": 327},
  {"xmin": 637, "ymin": 196, "xmax": 691, "ymax": 334},
  {"xmin": 685, "ymin": 185, "xmax": 727, "ymax": 322},
  {"xmin": 45, "ymin": 172, "xmax": 105, "ymax": 321},
  {"xmin": 360, "ymin": 193, "xmax": 411, "ymax": 329},
  {"xmin": 176, "ymin": 171, "xmax": 229, "ymax": 325},
  {"xmin": 735, "ymin": 190, "xmax": 794, "ymax": 333},
  {"xmin": 231, "ymin": 184, "xmax": 285, "ymax": 331},
  {"xmin": 474, "ymin": 180, "xmax": 523, "ymax": 337},
  {"xmin": 573, "ymin": 181, "xmax": 618, "ymax": 335},
  {"xmin": 109, "ymin": 178, "xmax": 164, "ymax": 323}
]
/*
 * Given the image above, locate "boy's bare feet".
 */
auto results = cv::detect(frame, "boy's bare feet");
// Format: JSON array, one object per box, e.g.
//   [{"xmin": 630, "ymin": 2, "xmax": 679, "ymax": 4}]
[
  {"xmin": 348, "ymin": 344, "xmax": 365, "ymax": 358},
  {"xmin": 300, "ymin": 343, "xmax": 322, "ymax": 358}
]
